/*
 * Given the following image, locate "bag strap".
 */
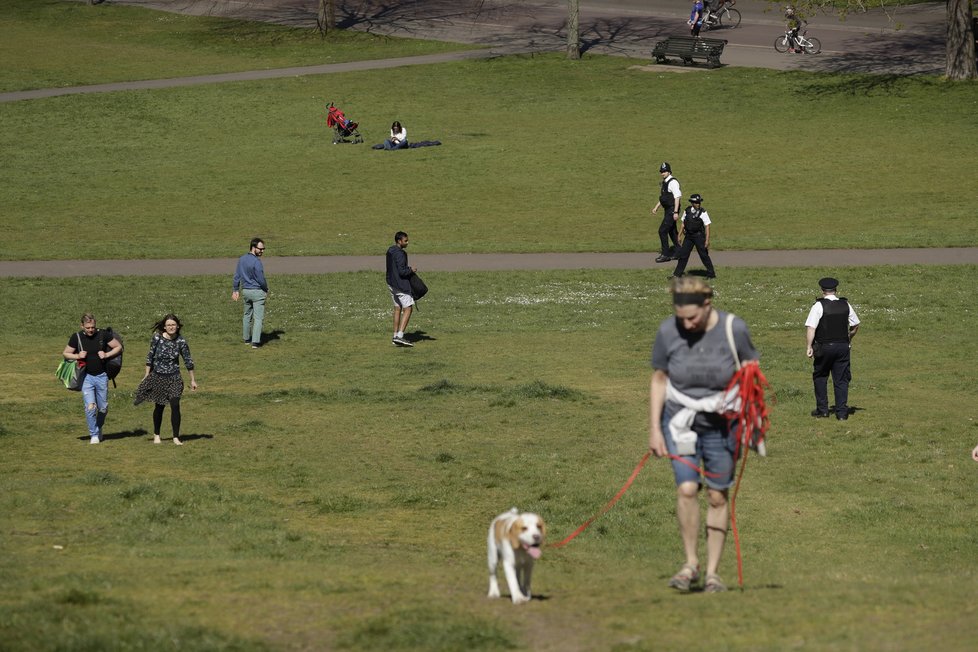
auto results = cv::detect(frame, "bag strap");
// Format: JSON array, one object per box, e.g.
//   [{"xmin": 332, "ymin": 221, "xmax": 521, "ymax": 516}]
[
  {"xmin": 724, "ymin": 313, "xmax": 741, "ymax": 371},
  {"xmin": 76, "ymin": 331, "xmax": 86, "ymax": 355}
]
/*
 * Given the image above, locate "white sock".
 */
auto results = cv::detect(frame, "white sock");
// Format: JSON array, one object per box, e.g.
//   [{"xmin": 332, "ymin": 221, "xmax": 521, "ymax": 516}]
[{"xmin": 395, "ymin": 331, "xmax": 403, "ymax": 338}]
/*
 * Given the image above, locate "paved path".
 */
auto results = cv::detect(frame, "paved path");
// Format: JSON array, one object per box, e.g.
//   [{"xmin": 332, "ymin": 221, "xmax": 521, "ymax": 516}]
[
  {"xmin": 2, "ymin": 248, "xmax": 975, "ymax": 278},
  {"xmin": 0, "ymin": 0, "xmax": 947, "ymax": 103}
]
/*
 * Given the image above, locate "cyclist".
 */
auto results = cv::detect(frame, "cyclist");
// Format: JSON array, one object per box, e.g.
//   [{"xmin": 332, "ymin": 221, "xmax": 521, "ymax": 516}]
[
  {"xmin": 688, "ymin": 0, "xmax": 705, "ymax": 37},
  {"xmin": 785, "ymin": 5, "xmax": 807, "ymax": 53}
]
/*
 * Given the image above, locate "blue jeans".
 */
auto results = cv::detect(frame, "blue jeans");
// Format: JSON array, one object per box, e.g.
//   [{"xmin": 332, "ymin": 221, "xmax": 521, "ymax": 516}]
[
  {"xmin": 661, "ymin": 402, "xmax": 737, "ymax": 490},
  {"xmin": 81, "ymin": 371, "xmax": 108, "ymax": 438},
  {"xmin": 241, "ymin": 288, "xmax": 267, "ymax": 344},
  {"xmin": 383, "ymin": 139, "xmax": 408, "ymax": 150}
]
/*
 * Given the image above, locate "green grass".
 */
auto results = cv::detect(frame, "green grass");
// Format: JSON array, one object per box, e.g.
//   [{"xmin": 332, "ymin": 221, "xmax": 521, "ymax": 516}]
[
  {"xmin": 0, "ymin": 0, "xmax": 474, "ymax": 93},
  {"xmin": 3, "ymin": 58, "xmax": 976, "ymax": 260},
  {"xmin": 2, "ymin": 3, "xmax": 978, "ymax": 260},
  {"xmin": 2, "ymin": 267, "xmax": 978, "ymax": 650}
]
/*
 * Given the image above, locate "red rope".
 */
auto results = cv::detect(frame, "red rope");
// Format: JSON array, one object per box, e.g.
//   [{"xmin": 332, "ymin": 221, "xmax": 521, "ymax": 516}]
[
  {"xmin": 722, "ymin": 361, "xmax": 771, "ymax": 588},
  {"xmin": 549, "ymin": 452, "xmax": 651, "ymax": 548}
]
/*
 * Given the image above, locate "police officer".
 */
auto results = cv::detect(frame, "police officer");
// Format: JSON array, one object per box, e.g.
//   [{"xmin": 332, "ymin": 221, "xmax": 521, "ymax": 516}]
[
  {"xmin": 805, "ymin": 277, "xmax": 860, "ymax": 420},
  {"xmin": 652, "ymin": 162, "xmax": 682, "ymax": 263},
  {"xmin": 671, "ymin": 193, "xmax": 716, "ymax": 279}
]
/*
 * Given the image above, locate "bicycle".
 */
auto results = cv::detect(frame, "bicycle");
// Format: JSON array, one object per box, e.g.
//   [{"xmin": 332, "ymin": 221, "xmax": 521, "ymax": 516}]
[
  {"xmin": 774, "ymin": 29, "xmax": 821, "ymax": 54},
  {"xmin": 702, "ymin": 1, "xmax": 741, "ymax": 30}
]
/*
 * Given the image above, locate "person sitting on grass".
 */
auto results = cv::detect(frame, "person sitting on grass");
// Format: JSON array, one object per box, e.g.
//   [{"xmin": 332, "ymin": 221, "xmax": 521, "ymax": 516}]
[{"xmin": 384, "ymin": 121, "xmax": 408, "ymax": 150}]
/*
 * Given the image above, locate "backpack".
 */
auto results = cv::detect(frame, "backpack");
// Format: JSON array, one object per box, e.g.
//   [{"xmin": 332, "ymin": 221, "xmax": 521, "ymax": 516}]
[
  {"xmin": 409, "ymin": 273, "xmax": 428, "ymax": 301},
  {"xmin": 99, "ymin": 328, "xmax": 124, "ymax": 386}
]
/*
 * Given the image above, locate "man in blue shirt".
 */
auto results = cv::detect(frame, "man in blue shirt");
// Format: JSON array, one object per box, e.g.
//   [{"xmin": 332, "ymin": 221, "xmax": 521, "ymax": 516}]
[{"xmin": 232, "ymin": 237, "xmax": 268, "ymax": 348}]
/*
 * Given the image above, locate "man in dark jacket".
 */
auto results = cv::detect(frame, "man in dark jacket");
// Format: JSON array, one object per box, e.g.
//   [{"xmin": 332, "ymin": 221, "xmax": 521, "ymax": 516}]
[{"xmin": 386, "ymin": 231, "xmax": 417, "ymax": 347}]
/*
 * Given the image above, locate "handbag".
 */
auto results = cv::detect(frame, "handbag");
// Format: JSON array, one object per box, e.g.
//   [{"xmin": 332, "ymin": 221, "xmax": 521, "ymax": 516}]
[
  {"xmin": 56, "ymin": 331, "xmax": 85, "ymax": 391},
  {"xmin": 409, "ymin": 273, "xmax": 428, "ymax": 301}
]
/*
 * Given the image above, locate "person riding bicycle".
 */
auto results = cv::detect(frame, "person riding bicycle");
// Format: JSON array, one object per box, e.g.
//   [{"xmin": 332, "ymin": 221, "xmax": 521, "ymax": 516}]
[
  {"xmin": 785, "ymin": 5, "xmax": 807, "ymax": 53},
  {"xmin": 689, "ymin": 0, "xmax": 705, "ymax": 37}
]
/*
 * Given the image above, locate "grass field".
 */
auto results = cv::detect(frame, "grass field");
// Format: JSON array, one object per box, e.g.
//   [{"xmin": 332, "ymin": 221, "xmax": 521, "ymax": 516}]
[
  {"xmin": 2, "ymin": 4, "xmax": 978, "ymax": 260},
  {"xmin": 2, "ymin": 267, "xmax": 978, "ymax": 651},
  {"xmin": 3, "ymin": 2, "xmax": 978, "ymax": 650}
]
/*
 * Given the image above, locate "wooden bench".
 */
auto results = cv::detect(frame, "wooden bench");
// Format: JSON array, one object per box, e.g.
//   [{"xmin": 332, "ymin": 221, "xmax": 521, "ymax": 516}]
[{"xmin": 652, "ymin": 36, "xmax": 727, "ymax": 68}]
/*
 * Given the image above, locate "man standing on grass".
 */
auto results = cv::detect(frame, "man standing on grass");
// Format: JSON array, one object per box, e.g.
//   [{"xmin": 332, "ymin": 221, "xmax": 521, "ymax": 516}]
[
  {"xmin": 232, "ymin": 237, "xmax": 268, "ymax": 349},
  {"xmin": 62, "ymin": 313, "xmax": 123, "ymax": 444},
  {"xmin": 805, "ymin": 277, "xmax": 860, "ymax": 420},
  {"xmin": 652, "ymin": 162, "xmax": 682, "ymax": 263},
  {"xmin": 386, "ymin": 231, "xmax": 416, "ymax": 347}
]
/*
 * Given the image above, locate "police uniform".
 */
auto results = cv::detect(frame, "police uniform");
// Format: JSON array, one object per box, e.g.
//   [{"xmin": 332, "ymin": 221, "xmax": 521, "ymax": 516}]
[
  {"xmin": 805, "ymin": 277, "xmax": 860, "ymax": 420},
  {"xmin": 656, "ymin": 162, "xmax": 681, "ymax": 261},
  {"xmin": 672, "ymin": 195, "xmax": 716, "ymax": 278}
]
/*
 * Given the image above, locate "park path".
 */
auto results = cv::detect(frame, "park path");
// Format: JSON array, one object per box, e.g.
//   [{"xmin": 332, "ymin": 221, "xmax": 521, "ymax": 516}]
[
  {"xmin": 2, "ymin": 248, "xmax": 976, "ymax": 278},
  {"xmin": 0, "ymin": 0, "xmax": 947, "ymax": 103}
]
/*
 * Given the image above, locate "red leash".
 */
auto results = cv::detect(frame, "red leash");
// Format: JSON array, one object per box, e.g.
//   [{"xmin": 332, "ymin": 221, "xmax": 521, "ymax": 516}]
[
  {"xmin": 723, "ymin": 362, "xmax": 772, "ymax": 588},
  {"xmin": 549, "ymin": 452, "xmax": 651, "ymax": 548}
]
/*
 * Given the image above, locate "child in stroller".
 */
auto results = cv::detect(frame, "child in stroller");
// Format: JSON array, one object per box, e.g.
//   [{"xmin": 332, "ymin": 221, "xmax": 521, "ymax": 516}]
[{"xmin": 326, "ymin": 102, "xmax": 363, "ymax": 144}]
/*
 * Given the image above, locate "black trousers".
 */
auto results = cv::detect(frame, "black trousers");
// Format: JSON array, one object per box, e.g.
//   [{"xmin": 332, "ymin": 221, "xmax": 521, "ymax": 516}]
[
  {"xmin": 812, "ymin": 341, "xmax": 851, "ymax": 417},
  {"xmin": 658, "ymin": 211, "xmax": 679, "ymax": 256},
  {"xmin": 672, "ymin": 231, "xmax": 715, "ymax": 276}
]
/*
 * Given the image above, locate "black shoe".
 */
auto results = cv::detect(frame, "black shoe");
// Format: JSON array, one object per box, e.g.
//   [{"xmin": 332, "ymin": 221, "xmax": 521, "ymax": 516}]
[
  {"xmin": 811, "ymin": 410, "xmax": 830, "ymax": 418},
  {"xmin": 706, "ymin": 273, "xmax": 716, "ymax": 279},
  {"xmin": 837, "ymin": 413, "xmax": 849, "ymax": 421},
  {"xmin": 655, "ymin": 255, "xmax": 671, "ymax": 263}
]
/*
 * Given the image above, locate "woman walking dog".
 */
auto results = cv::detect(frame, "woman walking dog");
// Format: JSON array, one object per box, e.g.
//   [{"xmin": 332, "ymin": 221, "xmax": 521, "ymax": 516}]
[
  {"xmin": 648, "ymin": 277, "xmax": 759, "ymax": 592},
  {"xmin": 134, "ymin": 314, "xmax": 197, "ymax": 445}
]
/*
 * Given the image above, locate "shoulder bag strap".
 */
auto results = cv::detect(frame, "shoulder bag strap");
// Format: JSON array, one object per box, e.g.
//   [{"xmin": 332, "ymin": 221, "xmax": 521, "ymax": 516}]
[{"xmin": 724, "ymin": 313, "xmax": 741, "ymax": 371}]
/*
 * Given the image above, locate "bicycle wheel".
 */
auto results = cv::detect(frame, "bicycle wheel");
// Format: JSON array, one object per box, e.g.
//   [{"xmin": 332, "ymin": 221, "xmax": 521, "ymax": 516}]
[
  {"xmin": 719, "ymin": 8, "xmax": 741, "ymax": 28},
  {"xmin": 774, "ymin": 35, "xmax": 790, "ymax": 53},
  {"xmin": 803, "ymin": 37, "xmax": 821, "ymax": 55}
]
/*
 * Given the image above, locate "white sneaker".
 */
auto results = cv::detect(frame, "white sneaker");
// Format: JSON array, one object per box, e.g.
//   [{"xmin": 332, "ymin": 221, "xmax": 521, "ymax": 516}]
[
  {"xmin": 90, "ymin": 436, "xmax": 100, "ymax": 445},
  {"xmin": 393, "ymin": 337, "xmax": 414, "ymax": 347}
]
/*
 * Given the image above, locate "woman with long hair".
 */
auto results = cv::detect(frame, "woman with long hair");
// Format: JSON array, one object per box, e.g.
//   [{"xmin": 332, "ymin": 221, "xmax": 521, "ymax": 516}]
[
  {"xmin": 384, "ymin": 120, "xmax": 408, "ymax": 150},
  {"xmin": 134, "ymin": 314, "xmax": 197, "ymax": 445}
]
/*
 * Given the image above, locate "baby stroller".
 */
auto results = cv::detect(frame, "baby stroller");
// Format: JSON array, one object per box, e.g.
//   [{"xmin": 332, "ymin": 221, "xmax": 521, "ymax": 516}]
[{"xmin": 326, "ymin": 102, "xmax": 363, "ymax": 144}]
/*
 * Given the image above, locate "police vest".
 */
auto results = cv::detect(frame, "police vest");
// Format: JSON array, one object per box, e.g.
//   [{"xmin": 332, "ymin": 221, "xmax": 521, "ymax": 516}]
[
  {"xmin": 660, "ymin": 177, "xmax": 678, "ymax": 209},
  {"xmin": 684, "ymin": 207, "xmax": 705, "ymax": 234},
  {"xmin": 814, "ymin": 298, "xmax": 850, "ymax": 343}
]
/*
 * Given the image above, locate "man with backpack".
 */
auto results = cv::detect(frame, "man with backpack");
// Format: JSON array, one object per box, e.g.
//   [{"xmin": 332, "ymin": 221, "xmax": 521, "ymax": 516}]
[
  {"xmin": 670, "ymin": 193, "xmax": 716, "ymax": 279},
  {"xmin": 62, "ymin": 313, "xmax": 123, "ymax": 444},
  {"xmin": 386, "ymin": 231, "xmax": 417, "ymax": 347}
]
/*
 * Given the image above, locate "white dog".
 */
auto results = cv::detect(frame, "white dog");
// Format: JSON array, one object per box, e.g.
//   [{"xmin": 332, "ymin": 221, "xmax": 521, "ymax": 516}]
[{"xmin": 487, "ymin": 508, "xmax": 546, "ymax": 604}]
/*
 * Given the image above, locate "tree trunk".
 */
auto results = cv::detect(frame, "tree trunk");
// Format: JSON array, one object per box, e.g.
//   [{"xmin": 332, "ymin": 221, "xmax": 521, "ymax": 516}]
[
  {"xmin": 317, "ymin": 0, "xmax": 336, "ymax": 37},
  {"xmin": 567, "ymin": 0, "xmax": 581, "ymax": 59},
  {"xmin": 945, "ymin": 0, "xmax": 977, "ymax": 79}
]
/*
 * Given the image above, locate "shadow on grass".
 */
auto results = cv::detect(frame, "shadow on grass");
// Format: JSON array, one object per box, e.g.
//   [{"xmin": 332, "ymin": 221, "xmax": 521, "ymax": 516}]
[
  {"xmin": 179, "ymin": 433, "xmax": 215, "ymax": 443},
  {"xmin": 76, "ymin": 428, "xmax": 148, "ymax": 443},
  {"xmin": 404, "ymin": 329, "xmax": 436, "ymax": 344},
  {"xmin": 256, "ymin": 329, "xmax": 286, "ymax": 346}
]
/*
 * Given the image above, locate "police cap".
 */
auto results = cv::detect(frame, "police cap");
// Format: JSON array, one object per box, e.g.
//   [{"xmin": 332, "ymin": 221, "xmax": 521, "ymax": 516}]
[
  {"xmin": 818, "ymin": 277, "xmax": 839, "ymax": 290},
  {"xmin": 660, "ymin": 162, "xmax": 671, "ymax": 173}
]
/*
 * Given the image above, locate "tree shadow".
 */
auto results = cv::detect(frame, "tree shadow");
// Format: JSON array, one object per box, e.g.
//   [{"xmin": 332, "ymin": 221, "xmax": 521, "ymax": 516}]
[{"xmin": 800, "ymin": 26, "xmax": 945, "ymax": 86}]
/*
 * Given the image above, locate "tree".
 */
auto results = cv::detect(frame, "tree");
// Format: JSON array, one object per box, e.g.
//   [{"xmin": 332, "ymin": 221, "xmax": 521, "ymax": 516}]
[
  {"xmin": 317, "ymin": 0, "xmax": 337, "ymax": 37},
  {"xmin": 945, "ymin": 0, "xmax": 976, "ymax": 79},
  {"xmin": 567, "ymin": 0, "xmax": 581, "ymax": 59},
  {"xmin": 780, "ymin": 0, "xmax": 975, "ymax": 80}
]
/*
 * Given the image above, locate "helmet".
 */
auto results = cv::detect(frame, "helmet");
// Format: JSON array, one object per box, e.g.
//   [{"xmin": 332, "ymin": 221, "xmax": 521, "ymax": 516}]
[
  {"xmin": 785, "ymin": 5, "xmax": 795, "ymax": 14},
  {"xmin": 689, "ymin": 193, "xmax": 703, "ymax": 203},
  {"xmin": 659, "ymin": 162, "xmax": 671, "ymax": 173}
]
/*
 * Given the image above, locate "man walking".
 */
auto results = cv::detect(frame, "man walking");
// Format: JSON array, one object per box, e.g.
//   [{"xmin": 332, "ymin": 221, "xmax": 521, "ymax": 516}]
[
  {"xmin": 652, "ymin": 162, "xmax": 682, "ymax": 263},
  {"xmin": 805, "ymin": 277, "xmax": 860, "ymax": 420},
  {"xmin": 671, "ymin": 193, "xmax": 716, "ymax": 279},
  {"xmin": 232, "ymin": 237, "xmax": 268, "ymax": 348},
  {"xmin": 62, "ymin": 313, "xmax": 123, "ymax": 444},
  {"xmin": 386, "ymin": 231, "xmax": 416, "ymax": 347}
]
